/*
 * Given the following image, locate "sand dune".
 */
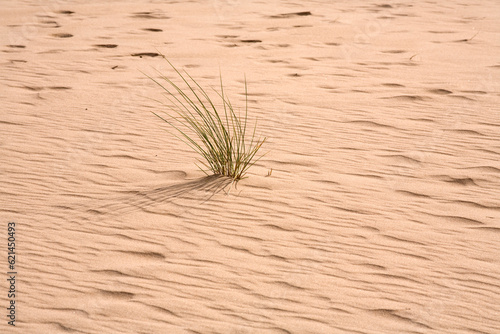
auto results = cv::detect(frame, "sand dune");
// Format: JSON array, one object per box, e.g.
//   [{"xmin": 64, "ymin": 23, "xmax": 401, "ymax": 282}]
[{"xmin": 1, "ymin": 0, "xmax": 499, "ymax": 333}]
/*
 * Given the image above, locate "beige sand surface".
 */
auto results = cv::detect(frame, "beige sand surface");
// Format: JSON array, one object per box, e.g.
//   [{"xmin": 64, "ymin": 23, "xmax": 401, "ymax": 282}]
[{"xmin": 1, "ymin": 1, "xmax": 500, "ymax": 333}]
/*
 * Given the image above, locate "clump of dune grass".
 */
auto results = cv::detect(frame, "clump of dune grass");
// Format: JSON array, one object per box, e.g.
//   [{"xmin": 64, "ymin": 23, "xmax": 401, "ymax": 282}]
[{"xmin": 146, "ymin": 55, "xmax": 266, "ymax": 181}]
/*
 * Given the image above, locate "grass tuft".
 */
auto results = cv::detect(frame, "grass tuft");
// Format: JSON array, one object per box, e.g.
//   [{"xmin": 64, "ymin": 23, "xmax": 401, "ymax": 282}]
[{"xmin": 146, "ymin": 54, "xmax": 266, "ymax": 181}]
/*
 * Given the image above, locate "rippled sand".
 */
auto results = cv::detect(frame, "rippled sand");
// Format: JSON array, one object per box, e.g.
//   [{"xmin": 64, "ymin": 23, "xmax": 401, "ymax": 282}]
[{"xmin": 1, "ymin": 1, "xmax": 499, "ymax": 333}]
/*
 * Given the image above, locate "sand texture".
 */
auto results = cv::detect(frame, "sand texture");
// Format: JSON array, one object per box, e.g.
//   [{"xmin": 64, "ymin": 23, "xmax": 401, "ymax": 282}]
[{"xmin": 1, "ymin": 0, "xmax": 500, "ymax": 333}]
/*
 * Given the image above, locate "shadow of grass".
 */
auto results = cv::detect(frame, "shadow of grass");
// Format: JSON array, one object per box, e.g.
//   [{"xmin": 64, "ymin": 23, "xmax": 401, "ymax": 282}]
[{"xmin": 99, "ymin": 175, "xmax": 232, "ymax": 217}]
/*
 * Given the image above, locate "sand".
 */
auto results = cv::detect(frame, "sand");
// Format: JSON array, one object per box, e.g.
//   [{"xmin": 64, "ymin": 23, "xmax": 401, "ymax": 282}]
[{"xmin": 1, "ymin": 0, "xmax": 499, "ymax": 333}]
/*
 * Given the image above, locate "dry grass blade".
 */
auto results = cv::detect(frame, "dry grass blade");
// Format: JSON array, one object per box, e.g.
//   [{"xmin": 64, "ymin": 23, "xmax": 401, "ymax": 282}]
[{"xmin": 147, "ymin": 54, "xmax": 266, "ymax": 181}]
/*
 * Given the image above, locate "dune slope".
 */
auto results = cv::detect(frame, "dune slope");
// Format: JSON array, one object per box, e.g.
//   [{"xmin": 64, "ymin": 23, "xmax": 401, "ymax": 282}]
[{"xmin": 1, "ymin": 1, "xmax": 499, "ymax": 333}]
